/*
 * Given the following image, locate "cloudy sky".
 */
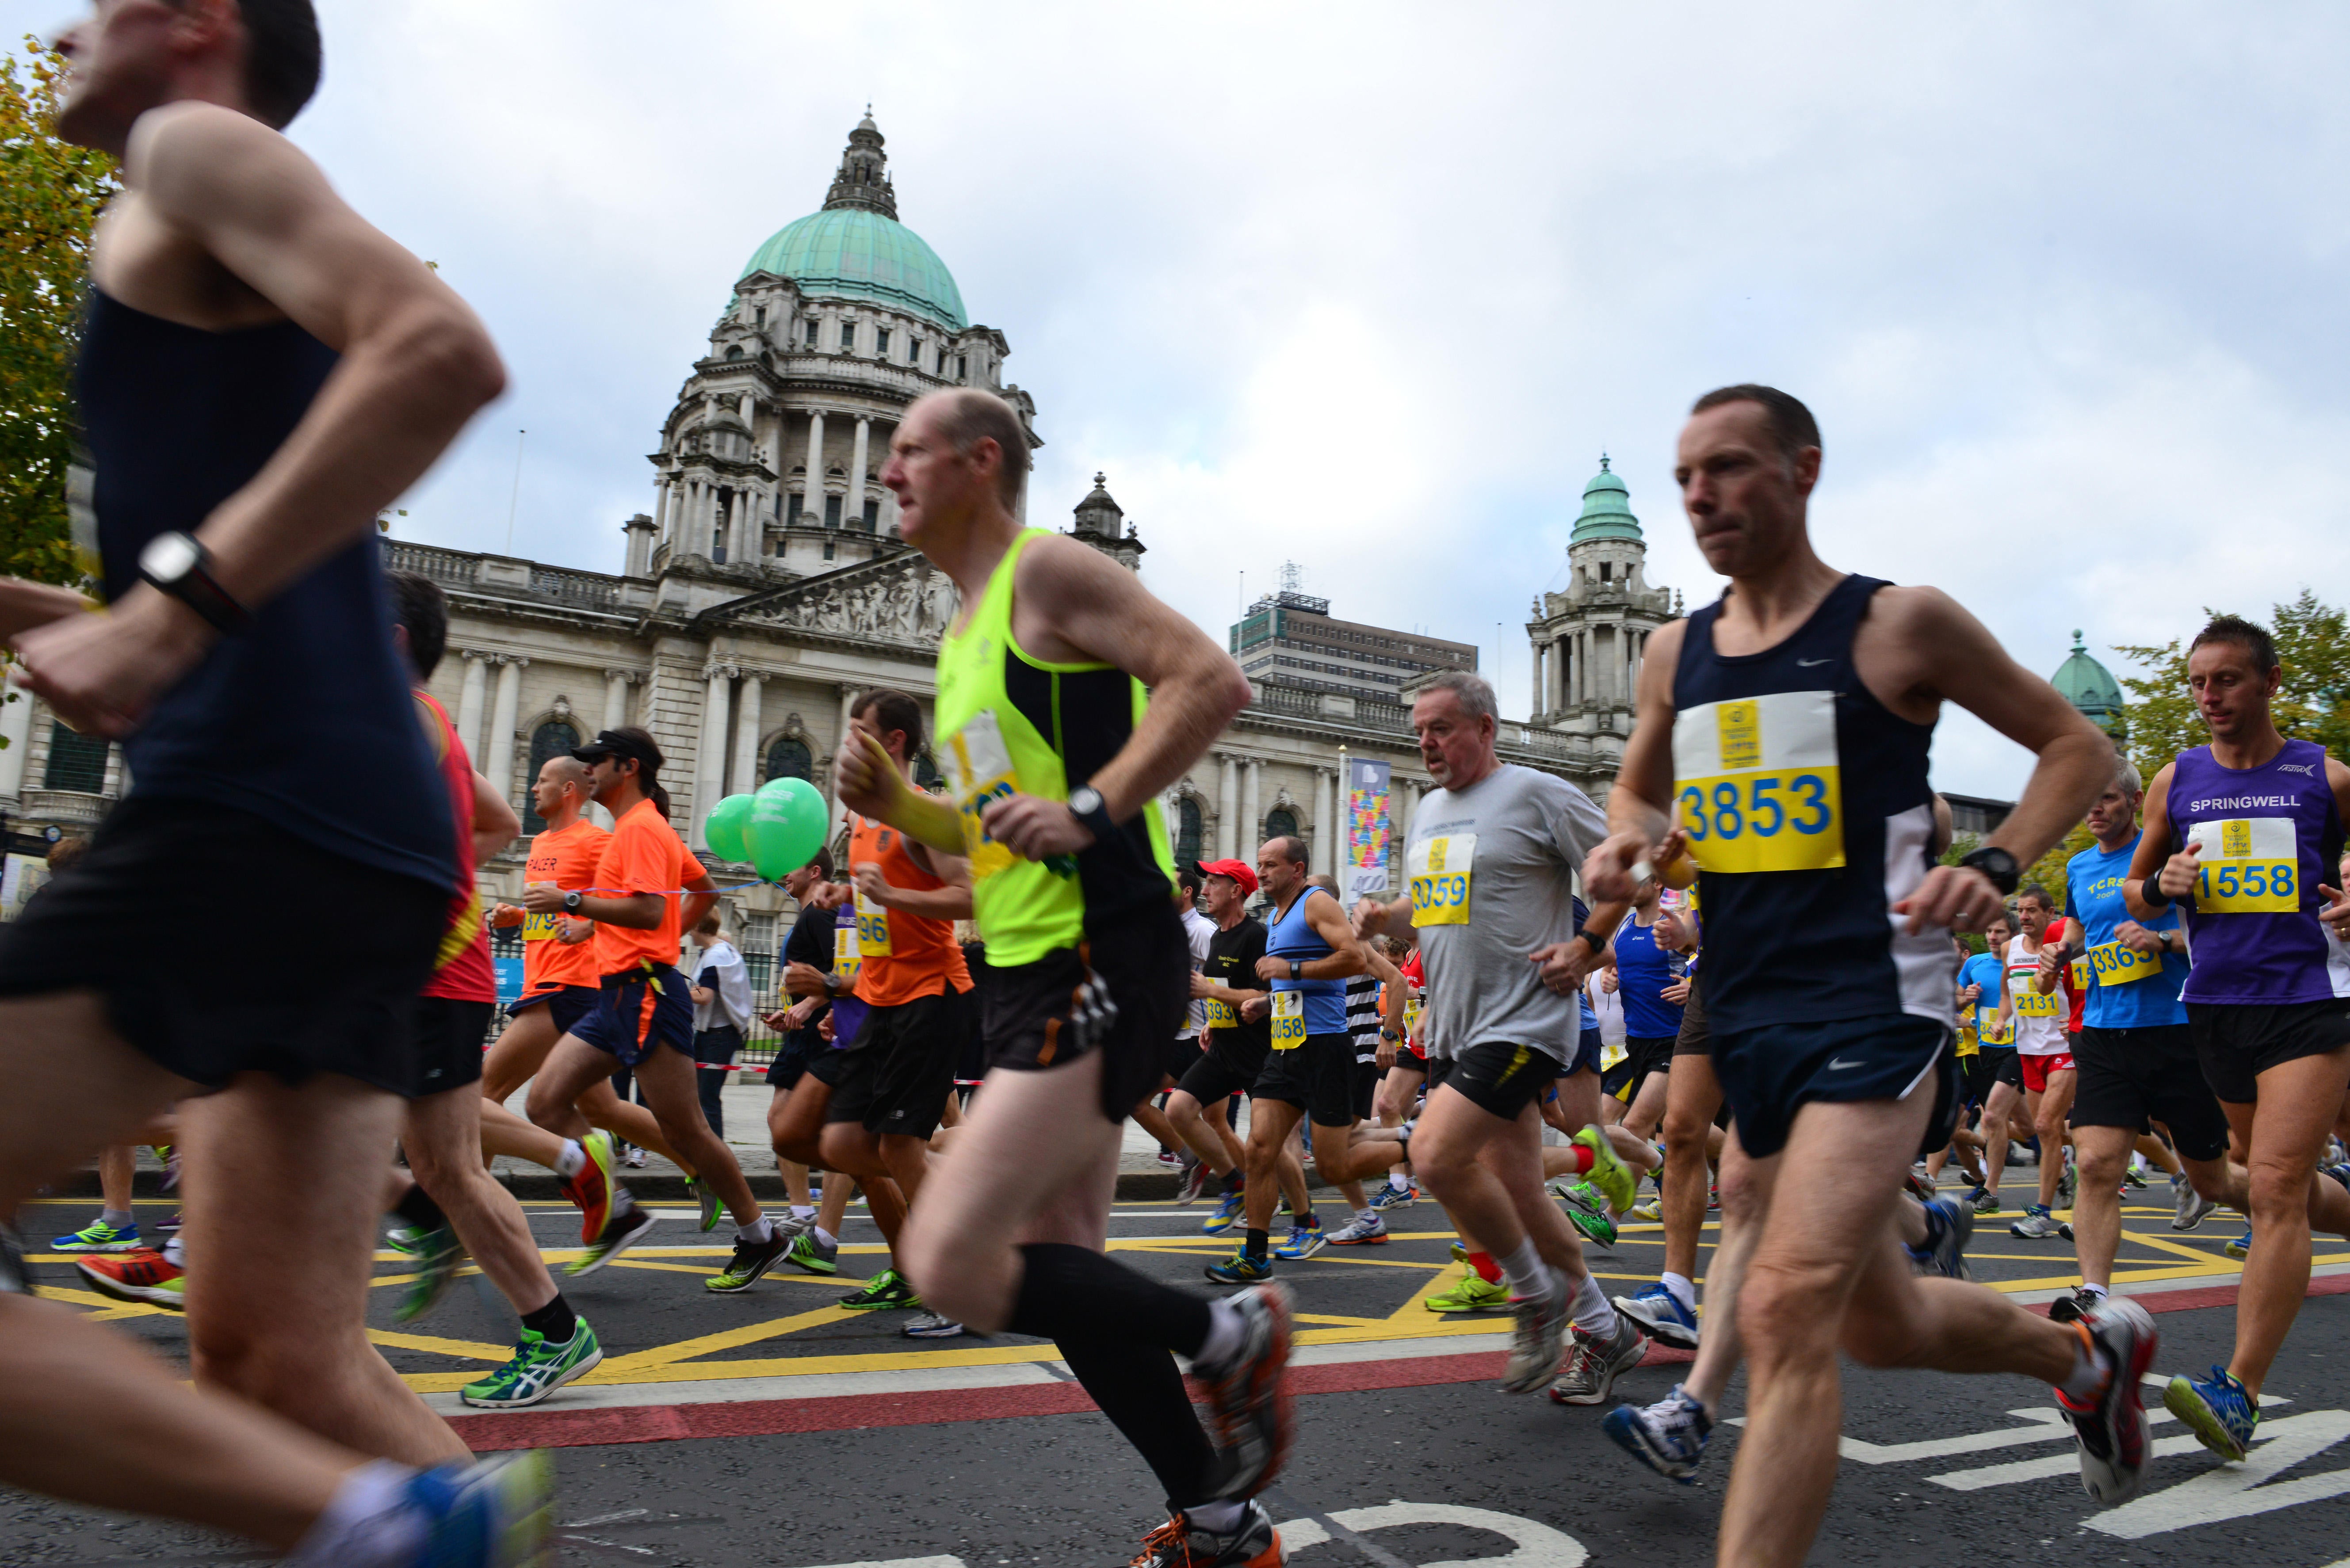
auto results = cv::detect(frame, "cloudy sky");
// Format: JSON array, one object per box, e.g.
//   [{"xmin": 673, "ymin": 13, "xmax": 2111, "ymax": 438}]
[{"xmin": 15, "ymin": 1, "xmax": 2349, "ymax": 797}]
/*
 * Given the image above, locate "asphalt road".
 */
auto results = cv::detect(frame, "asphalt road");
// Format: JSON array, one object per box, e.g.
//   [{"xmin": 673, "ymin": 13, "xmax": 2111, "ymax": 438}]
[{"xmin": 11, "ymin": 1177, "xmax": 2350, "ymax": 1566}]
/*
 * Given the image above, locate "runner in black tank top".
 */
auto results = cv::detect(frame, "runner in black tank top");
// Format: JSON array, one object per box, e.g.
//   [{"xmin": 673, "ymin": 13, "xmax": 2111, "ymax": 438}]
[
  {"xmin": 1580, "ymin": 385, "xmax": 2153, "ymax": 1559},
  {"xmin": 0, "ymin": 7, "xmax": 545, "ymax": 1560}
]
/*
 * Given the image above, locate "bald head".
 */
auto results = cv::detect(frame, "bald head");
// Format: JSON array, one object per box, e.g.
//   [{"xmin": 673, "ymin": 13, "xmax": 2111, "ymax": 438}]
[
  {"xmin": 924, "ymin": 388, "xmax": 1029, "ymax": 508},
  {"xmin": 531, "ymin": 753, "xmax": 593, "ymax": 827}
]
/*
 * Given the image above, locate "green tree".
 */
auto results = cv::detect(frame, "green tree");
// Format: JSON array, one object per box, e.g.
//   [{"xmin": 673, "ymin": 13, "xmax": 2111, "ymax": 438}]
[
  {"xmin": 0, "ymin": 41, "xmax": 116, "ymax": 587},
  {"xmin": 2116, "ymin": 591, "xmax": 2350, "ymax": 778}
]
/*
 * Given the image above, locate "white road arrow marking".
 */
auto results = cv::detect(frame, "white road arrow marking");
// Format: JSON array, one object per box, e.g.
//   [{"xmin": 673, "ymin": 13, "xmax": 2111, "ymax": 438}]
[{"xmin": 1279, "ymin": 1502, "xmax": 1589, "ymax": 1567}]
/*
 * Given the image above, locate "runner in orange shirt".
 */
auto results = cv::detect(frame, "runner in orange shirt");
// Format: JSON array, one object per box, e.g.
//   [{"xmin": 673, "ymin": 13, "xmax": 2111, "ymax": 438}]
[{"xmin": 521, "ymin": 727, "xmax": 786, "ymax": 1291}]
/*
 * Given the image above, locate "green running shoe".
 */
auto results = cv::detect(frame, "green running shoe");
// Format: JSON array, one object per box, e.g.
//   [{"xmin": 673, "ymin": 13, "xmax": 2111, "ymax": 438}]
[
  {"xmin": 1425, "ymin": 1274, "xmax": 1510, "ymax": 1314},
  {"xmin": 2224, "ymin": 1227, "xmax": 2253, "ymax": 1260},
  {"xmin": 50, "ymin": 1218, "xmax": 141, "ymax": 1253},
  {"xmin": 684, "ymin": 1174, "xmax": 724, "ymax": 1234},
  {"xmin": 1557, "ymin": 1183, "xmax": 1618, "ymax": 1248},
  {"xmin": 1574, "ymin": 1126, "xmax": 1638, "ymax": 1215},
  {"xmin": 566, "ymin": 1203, "xmax": 657, "ymax": 1278},
  {"xmin": 1450, "ymin": 1240, "xmax": 1470, "ymax": 1265},
  {"xmin": 397, "ymin": 1225, "xmax": 462, "ymax": 1323},
  {"xmin": 460, "ymin": 1320, "xmax": 604, "ymax": 1409},
  {"xmin": 839, "ymin": 1268, "xmax": 919, "ymax": 1310},
  {"xmin": 784, "ymin": 1229, "xmax": 840, "ymax": 1275},
  {"xmin": 705, "ymin": 1227, "xmax": 794, "ymax": 1293},
  {"xmin": 383, "ymin": 1222, "xmax": 422, "ymax": 1256}
]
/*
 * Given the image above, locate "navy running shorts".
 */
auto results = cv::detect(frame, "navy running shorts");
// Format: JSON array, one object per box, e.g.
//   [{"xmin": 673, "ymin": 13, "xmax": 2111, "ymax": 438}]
[
  {"xmin": 1712, "ymin": 1012, "xmax": 1954, "ymax": 1161},
  {"xmin": 570, "ymin": 963, "xmax": 694, "ymax": 1068}
]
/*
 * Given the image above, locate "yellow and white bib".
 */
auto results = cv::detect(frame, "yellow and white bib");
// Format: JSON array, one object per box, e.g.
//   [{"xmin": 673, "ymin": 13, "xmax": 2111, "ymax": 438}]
[
  {"xmin": 2188, "ymin": 817, "xmax": 2300, "ymax": 914},
  {"xmin": 1670, "ymin": 691, "xmax": 1844, "ymax": 874},
  {"xmin": 1408, "ymin": 834, "xmax": 1476, "ymax": 926}
]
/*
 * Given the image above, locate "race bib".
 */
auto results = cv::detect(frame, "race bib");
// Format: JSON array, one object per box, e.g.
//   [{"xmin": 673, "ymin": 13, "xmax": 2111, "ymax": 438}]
[
  {"xmin": 2070, "ymin": 955, "xmax": 2091, "ymax": 988},
  {"xmin": 1205, "ymin": 998, "xmax": 1238, "ymax": 1029},
  {"xmin": 521, "ymin": 881, "xmax": 562, "ymax": 941},
  {"xmin": 1402, "ymin": 996, "xmax": 1425, "ymax": 1039},
  {"xmin": 2089, "ymin": 939, "xmax": 2161, "ymax": 985},
  {"xmin": 2189, "ymin": 818, "xmax": 2299, "ymax": 914},
  {"xmin": 854, "ymin": 891, "xmax": 893, "ymax": 958},
  {"xmin": 834, "ymin": 922, "xmax": 861, "ymax": 988},
  {"xmin": 2014, "ymin": 987, "xmax": 2063, "ymax": 1019},
  {"xmin": 1408, "ymin": 834, "xmax": 1476, "ymax": 927},
  {"xmin": 1670, "ymin": 692, "xmax": 1845, "ymax": 874},
  {"xmin": 1955, "ymin": 1026, "xmax": 1979, "ymax": 1058},
  {"xmin": 1271, "ymin": 990, "xmax": 1305, "ymax": 1050},
  {"xmin": 943, "ymin": 710, "xmax": 1020, "ymax": 881},
  {"xmin": 1977, "ymin": 1009, "xmax": 2012, "ymax": 1045}
]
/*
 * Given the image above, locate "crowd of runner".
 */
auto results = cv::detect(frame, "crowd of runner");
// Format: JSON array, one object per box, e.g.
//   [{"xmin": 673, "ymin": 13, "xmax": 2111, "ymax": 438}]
[{"xmin": 3, "ymin": 7, "xmax": 2349, "ymax": 1568}]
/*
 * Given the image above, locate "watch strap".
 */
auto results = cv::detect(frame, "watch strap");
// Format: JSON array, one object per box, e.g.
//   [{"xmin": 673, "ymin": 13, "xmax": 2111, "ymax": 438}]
[
  {"xmin": 140, "ymin": 535, "xmax": 252, "ymax": 635},
  {"xmin": 1067, "ymin": 785, "xmax": 1117, "ymax": 843}
]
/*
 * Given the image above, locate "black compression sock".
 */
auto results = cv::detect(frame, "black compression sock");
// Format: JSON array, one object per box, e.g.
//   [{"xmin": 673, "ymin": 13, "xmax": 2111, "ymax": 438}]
[
  {"xmin": 520, "ymin": 1294, "xmax": 578, "ymax": 1343},
  {"xmin": 1245, "ymin": 1228, "xmax": 1269, "ymax": 1262},
  {"xmin": 1005, "ymin": 1242, "xmax": 1215, "ymax": 1358},
  {"xmin": 1058, "ymin": 1333, "xmax": 1214, "ymax": 1506},
  {"xmin": 1222, "ymin": 1168, "xmax": 1244, "ymax": 1196},
  {"xmin": 394, "ymin": 1184, "xmax": 447, "ymax": 1233}
]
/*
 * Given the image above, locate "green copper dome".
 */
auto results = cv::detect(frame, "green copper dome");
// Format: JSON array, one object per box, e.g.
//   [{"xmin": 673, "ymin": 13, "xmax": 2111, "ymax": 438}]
[
  {"xmin": 2053, "ymin": 629, "xmax": 2126, "ymax": 736},
  {"xmin": 740, "ymin": 207, "xmax": 967, "ymax": 332},
  {"xmin": 1570, "ymin": 454, "xmax": 1642, "ymax": 545}
]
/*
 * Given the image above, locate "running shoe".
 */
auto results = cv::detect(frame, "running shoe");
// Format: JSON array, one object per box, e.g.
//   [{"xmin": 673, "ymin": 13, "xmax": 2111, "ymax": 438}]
[
  {"xmin": 384, "ymin": 1221, "xmax": 422, "ymax": 1256},
  {"xmin": 2224, "ymin": 1227, "xmax": 2253, "ymax": 1260},
  {"xmin": 50, "ymin": 1218, "xmax": 141, "ymax": 1253},
  {"xmin": 902, "ymin": 1311, "xmax": 966, "ymax": 1339},
  {"xmin": 2122, "ymin": 1164, "xmax": 2150, "ymax": 1190},
  {"xmin": 783, "ymin": 1228, "xmax": 840, "ymax": 1275},
  {"xmin": 622, "ymin": 1145, "xmax": 647, "ymax": 1168},
  {"xmin": 1448, "ymin": 1240, "xmax": 1470, "ymax": 1264},
  {"xmin": 1972, "ymin": 1190, "xmax": 2003, "ymax": 1216},
  {"xmin": 1369, "ymin": 1181, "xmax": 1417, "ymax": 1212},
  {"xmin": 1424, "ymin": 1274, "xmax": 1510, "ymax": 1314},
  {"xmin": 1325, "ymin": 1213, "xmax": 1388, "ymax": 1246},
  {"xmin": 1128, "ymin": 1500, "xmax": 1284, "ymax": 1567},
  {"xmin": 1204, "ymin": 1250, "xmax": 1274, "ymax": 1285},
  {"xmin": 1203, "ymin": 1187, "xmax": 1246, "ymax": 1235},
  {"xmin": 398, "ymin": 1225, "xmax": 463, "ymax": 1322},
  {"xmin": 2058, "ymin": 1218, "xmax": 2077, "ymax": 1242},
  {"xmin": 407, "ymin": 1450, "xmax": 554, "ymax": 1568},
  {"xmin": 1158, "ymin": 1149, "xmax": 1184, "ymax": 1167},
  {"xmin": 1548, "ymin": 1313, "xmax": 1647, "ymax": 1405},
  {"xmin": 1194, "ymin": 1283, "xmax": 1292, "ymax": 1501},
  {"xmin": 2171, "ymin": 1175, "xmax": 2216, "ymax": 1232},
  {"xmin": 1613, "ymin": 1282, "xmax": 1699, "ymax": 1349},
  {"xmin": 1272, "ymin": 1217, "xmax": 1326, "ymax": 1260},
  {"xmin": 684, "ymin": 1174, "xmax": 724, "ymax": 1233},
  {"xmin": 156, "ymin": 1212, "xmax": 181, "ymax": 1233},
  {"xmin": 2164, "ymin": 1365, "xmax": 2258, "ymax": 1462},
  {"xmin": 839, "ymin": 1268, "xmax": 919, "ymax": 1310},
  {"xmin": 1604, "ymin": 1383, "xmax": 1712, "ymax": 1482},
  {"xmin": 1903, "ymin": 1170, "xmax": 1937, "ymax": 1203},
  {"xmin": 155, "ymin": 1143, "xmax": 178, "ymax": 1191},
  {"xmin": 2048, "ymin": 1286, "xmax": 2105, "ymax": 1326},
  {"xmin": 75, "ymin": 1249, "xmax": 183, "ymax": 1310},
  {"xmin": 1914, "ymin": 1195, "xmax": 1975, "ymax": 1281},
  {"xmin": 1500, "ymin": 1272, "xmax": 1570, "ymax": 1394},
  {"xmin": 2010, "ymin": 1204, "xmax": 2064, "ymax": 1239},
  {"xmin": 1557, "ymin": 1183, "xmax": 1618, "ymax": 1248},
  {"xmin": 2056, "ymin": 1297, "xmax": 2159, "ymax": 1502},
  {"xmin": 705, "ymin": 1226, "xmax": 794, "ymax": 1293},
  {"xmin": 1177, "ymin": 1157, "xmax": 1211, "ymax": 1207},
  {"xmin": 565, "ymin": 1203, "xmax": 657, "ymax": 1278},
  {"xmin": 1573, "ymin": 1126, "xmax": 1638, "ymax": 1214},
  {"xmin": 1628, "ymin": 1198, "xmax": 1662, "ymax": 1223},
  {"xmin": 557, "ymin": 1131, "xmax": 616, "ymax": 1245},
  {"xmin": 460, "ymin": 1320, "xmax": 604, "ymax": 1409}
]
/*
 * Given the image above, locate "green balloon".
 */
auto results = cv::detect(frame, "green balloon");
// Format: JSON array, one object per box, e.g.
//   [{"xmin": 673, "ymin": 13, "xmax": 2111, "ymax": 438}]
[
  {"xmin": 704, "ymin": 793, "xmax": 756, "ymax": 862},
  {"xmin": 748, "ymin": 775, "xmax": 829, "ymax": 881}
]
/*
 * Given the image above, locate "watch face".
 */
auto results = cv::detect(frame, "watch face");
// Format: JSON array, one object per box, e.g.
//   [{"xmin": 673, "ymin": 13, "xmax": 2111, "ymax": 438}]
[{"xmin": 140, "ymin": 531, "xmax": 200, "ymax": 582}]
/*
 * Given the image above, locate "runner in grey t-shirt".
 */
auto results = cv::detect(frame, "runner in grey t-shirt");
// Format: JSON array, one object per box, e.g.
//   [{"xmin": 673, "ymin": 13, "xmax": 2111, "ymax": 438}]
[{"xmin": 1354, "ymin": 671, "xmax": 1647, "ymax": 1402}]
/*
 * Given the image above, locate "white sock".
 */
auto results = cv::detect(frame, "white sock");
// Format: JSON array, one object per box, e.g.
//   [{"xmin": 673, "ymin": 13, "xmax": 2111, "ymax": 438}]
[
  {"xmin": 791, "ymin": 1205, "xmax": 815, "ymax": 1220},
  {"xmin": 1356, "ymin": 1207, "xmax": 1376, "ymax": 1224},
  {"xmin": 814, "ymin": 1226, "xmax": 837, "ymax": 1248},
  {"xmin": 737, "ymin": 1216, "xmax": 772, "ymax": 1244},
  {"xmin": 553, "ymin": 1140, "xmax": 586, "ymax": 1179},
  {"xmin": 1570, "ymin": 1271, "xmax": 1616, "ymax": 1335},
  {"xmin": 2080, "ymin": 1281, "xmax": 2110, "ymax": 1300},
  {"xmin": 1193, "ymin": 1298, "xmax": 1246, "ymax": 1370},
  {"xmin": 1497, "ymin": 1238, "xmax": 1553, "ymax": 1300},
  {"xmin": 161, "ymin": 1234, "xmax": 185, "ymax": 1268},
  {"xmin": 286, "ymin": 1460, "xmax": 424, "ymax": 1568},
  {"xmin": 1186, "ymin": 1499, "xmax": 1248, "ymax": 1535},
  {"xmin": 1661, "ymin": 1272, "xmax": 1696, "ymax": 1314},
  {"xmin": 1389, "ymin": 1172, "xmax": 1411, "ymax": 1191},
  {"xmin": 2058, "ymin": 1324, "xmax": 2107, "ymax": 1400}
]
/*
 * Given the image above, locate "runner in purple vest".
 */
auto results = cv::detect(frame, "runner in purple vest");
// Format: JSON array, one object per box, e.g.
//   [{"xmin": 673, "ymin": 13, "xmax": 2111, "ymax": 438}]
[{"xmin": 2128, "ymin": 614, "xmax": 2350, "ymax": 1461}]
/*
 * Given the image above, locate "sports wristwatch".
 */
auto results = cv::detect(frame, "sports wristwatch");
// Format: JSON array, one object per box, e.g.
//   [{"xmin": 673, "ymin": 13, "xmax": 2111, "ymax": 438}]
[
  {"xmin": 563, "ymin": 890, "xmax": 585, "ymax": 913},
  {"xmin": 1066, "ymin": 784, "xmax": 1116, "ymax": 844},
  {"xmin": 138, "ymin": 531, "xmax": 251, "ymax": 634},
  {"xmin": 1958, "ymin": 845, "xmax": 2021, "ymax": 895},
  {"xmin": 1289, "ymin": 960, "xmax": 1303, "ymax": 980}
]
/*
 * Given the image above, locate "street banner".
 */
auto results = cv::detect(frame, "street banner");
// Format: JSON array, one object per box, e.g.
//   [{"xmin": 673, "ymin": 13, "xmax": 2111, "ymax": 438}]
[{"xmin": 1345, "ymin": 756, "xmax": 1392, "ymax": 899}]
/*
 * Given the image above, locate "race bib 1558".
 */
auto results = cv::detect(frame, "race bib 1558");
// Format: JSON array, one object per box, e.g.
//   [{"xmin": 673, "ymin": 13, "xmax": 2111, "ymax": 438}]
[{"xmin": 2188, "ymin": 818, "xmax": 2299, "ymax": 914}]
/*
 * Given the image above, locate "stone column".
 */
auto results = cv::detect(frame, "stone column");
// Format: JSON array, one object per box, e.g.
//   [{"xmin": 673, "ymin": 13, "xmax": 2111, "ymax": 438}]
[
  {"xmin": 829, "ymin": 683, "xmax": 860, "ymax": 834},
  {"xmin": 1216, "ymin": 753, "xmax": 1238, "ymax": 860},
  {"xmin": 880, "ymin": 478, "xmax": 901, "ymax": 536},
  {"xmin": 730, "ymin": 672, "xmax": 765, "ymax": 797},
  {"xmin": 487, "ymin": 656, "xmax": 525, "ymax": 800},
  {"xmin": 801, "ymin": 410, "xmax": 826, "ymax": 514},
  {"xmin": 846, "ymin": 417, "xmax": 871, "ymax": 532},
  {"xmin": 692, "ymin": 662, "xmax": 734, "ymax": 848},
  {"xmin": 601, "ymin": 669, "xmax": 637, "ymax": 734},
  {"xmin": 0, "ymin": 690, "xmax": 32, "ymax": 801},
  {"xmin": 456, "ymin": 651, "xmax": 489, "ymax": 763},
  {"xmin": 1241, "ymin": 758, "xmax": 1262, "ymax": 856},
  {"xmin": 1530, "ymin": 642, "xmax": 1544, "ymax": 720}
]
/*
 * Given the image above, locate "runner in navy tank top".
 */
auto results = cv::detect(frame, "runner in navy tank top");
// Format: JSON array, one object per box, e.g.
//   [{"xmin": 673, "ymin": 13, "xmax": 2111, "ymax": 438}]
[
  {"xmin": 0, "ymin": 2, "xmax": 545, "ymax": 1560},
  {"xmin": 1583, "ymin": 385, "xmax": 2153, "ymax": 1558},
  {"xmin": 2128, "ymin": 615, "xmax": 2350, "ymax": 1460}
]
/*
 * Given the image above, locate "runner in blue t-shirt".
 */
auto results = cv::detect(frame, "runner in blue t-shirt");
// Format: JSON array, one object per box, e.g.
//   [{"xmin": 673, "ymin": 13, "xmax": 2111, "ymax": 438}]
[{"xmin": 1954, "ymin": 916, "xmax": 2024, "ymax": 1213}]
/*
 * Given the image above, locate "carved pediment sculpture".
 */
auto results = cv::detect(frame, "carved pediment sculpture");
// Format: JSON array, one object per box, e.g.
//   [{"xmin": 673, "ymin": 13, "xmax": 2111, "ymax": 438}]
[{"xmin": 699, "ymin": 549, "xmax": 961, "ymax": 650}]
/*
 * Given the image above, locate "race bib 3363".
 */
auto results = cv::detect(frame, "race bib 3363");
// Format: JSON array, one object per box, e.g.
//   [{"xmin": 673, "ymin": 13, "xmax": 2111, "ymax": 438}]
[
  {"xmin": 1670, "ymin": 691, "xmax": 1845, "ymax": 874},
  {"xmin": 2089, "ymin": 939, "xmax": 2161, "ymax": 984}
]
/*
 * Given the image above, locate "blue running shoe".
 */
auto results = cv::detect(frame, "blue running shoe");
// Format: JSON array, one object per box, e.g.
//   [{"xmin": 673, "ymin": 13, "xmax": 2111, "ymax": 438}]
[
  {"xmin": 2164, "ymin": 1365, "xmax": 2258, "ymax": 1461},
  {"xmin": 2224, "ymin": 1227, "xmax": 2253, "ymax": 1260},
  {"xmin": 1611, "ymin": 1282, "xmax": 1699, "ymax": 1350},
  {"xmin": 1603, "ymin": 1384, "xmax": 1712, "ymax": 1483},
  {"xmin": 1272, "ymin": 1216, "xmax": 1325, "ymax": 1260},
  {"xmin": 1369, "ymin": 1181, "xmax": 1417, "ymax": 1213},
  {"xmin": 409, "ymin": 1449, "xmax": 554, "ymax": 1568},
  {"xmin": 1912, "ymin": 1195, "xmax": 1975, "ymax": 1280},
  {"xmin": 1202, "ymin": 1187, "xmax": 1246, "ymax": 1235},
  {"xmin": 1204, "ymin": 1249, "xmax": 1273, "ymax": 1285},
  {"xmin": 50, "ymin": 1219, "xmax": 141, "ymax": 1254}
]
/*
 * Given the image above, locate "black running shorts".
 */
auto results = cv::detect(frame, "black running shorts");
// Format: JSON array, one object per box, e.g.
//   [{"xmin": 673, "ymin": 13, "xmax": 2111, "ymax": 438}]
[
  {"xmin": 1353, "ymin": 1059, "xmax": 1380, "ymax": 1122},
  {"xmin": 1623, "ymin": 1034, "xmax": 1676, "ymax": 1097},
  {"xmin": 1438, "ymin": 1039, "xmax": 1558, "ymax": 1119},
  {"xmin": 407, "ymin": 995, "xmax": 493, "ymax": 1097},
  {"xmin": 825, "ymin": 986, "xmax": 971, "ymax": 1140},
  {"xmin": 1712, "ymin": 1012, "xmax": 1955, "ymax": 1161},
  {"xmin": 0, "ymin": 796, "xmax": 444, "ymax": 1095},
  {"xmin": 1673, "ymin": 975, "xmax": 1712, "ymax": 1057},
  {"xmin": 983, "ymin": 905, "xmax": 1189, "ymax": 1125},
  {"xmin": 1253, "ymin": 1030, "xmax": 1358, "ymax": 1129},
  {"xmin": 1177, "ymin": 1032, "xmax": 1269, "ymax": 1106},
  {"xmin": 2071, "ymin": 1023, "xmax": 2230, "ymax": 1161},
  {"xmin": 2188, "ymin": 998, "xmax": 2350, "ymax": 1106}
]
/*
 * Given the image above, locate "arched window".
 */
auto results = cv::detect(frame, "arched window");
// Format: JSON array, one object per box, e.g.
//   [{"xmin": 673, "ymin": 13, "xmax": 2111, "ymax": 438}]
[
  {"xmin": 912, "ymin": 751, "xmax": 943, "ymax": 791},
  {"xmin": 1264, "ymin": 806, "xmax": 1298, "ymax": 847},
  {"xmin": 43, "ymin": 722, "xmax": 107, "ymax": 794},
  {"xmin": 1175, "ymin": 797, "xmax": 1203, "ymax": 870},
  {"xmin": 520, "ymin": 721, "xmax": 578, "ymax": 833},
  {"xmin": 765, "ymin": 735, "xmax": 812, "ymax": 784}
]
